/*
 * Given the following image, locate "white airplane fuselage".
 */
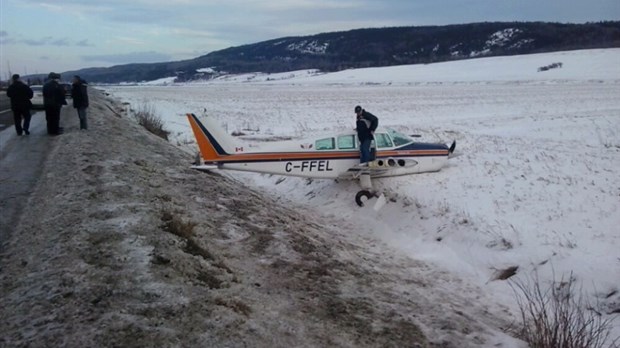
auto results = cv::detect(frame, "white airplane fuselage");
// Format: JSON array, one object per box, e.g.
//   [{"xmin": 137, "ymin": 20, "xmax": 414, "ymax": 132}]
[
  {"xmin": 214, "ymin": 153, "xmax": 448, "ymax": 179},
  {"xmin": 187, "ymin": 113, "xmax": 453, "ymax": 180}
]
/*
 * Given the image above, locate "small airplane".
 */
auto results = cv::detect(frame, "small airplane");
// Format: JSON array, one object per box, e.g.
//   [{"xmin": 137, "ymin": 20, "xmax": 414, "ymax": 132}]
[{"xmin": 186, "ymin": 113, "xmax": 456, "ymax": 208}]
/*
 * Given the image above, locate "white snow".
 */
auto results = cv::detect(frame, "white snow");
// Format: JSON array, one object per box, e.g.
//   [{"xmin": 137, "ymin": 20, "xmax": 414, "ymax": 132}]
[
  {"xmin": 486, "ymin": 28, "xmax": 521, "ymax": 48},
  {"xmin": 106, "ymin": 48, "xmax": 620, "ymax": 345},
  {"xmin": 287, "ymin": 40, "xmax": 329, "ymax": 54},
  {"xmin": 140, "ymin": 76, "xmax": 177, "ymax": 85},
  {"xmin": 196, "ymin": 67, "xmax": 216, "ymax": 73}
]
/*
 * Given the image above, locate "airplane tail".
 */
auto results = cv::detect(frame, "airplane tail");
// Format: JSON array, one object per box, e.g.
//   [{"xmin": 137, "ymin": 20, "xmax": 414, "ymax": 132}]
[{"xmin": 186, "ymin": 113, "xmax": 239, "ymax": 162}]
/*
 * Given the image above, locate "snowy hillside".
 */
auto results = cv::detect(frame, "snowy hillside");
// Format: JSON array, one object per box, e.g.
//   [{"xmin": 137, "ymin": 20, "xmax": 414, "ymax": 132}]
[{"xmin": 105, "ymin": 48, "xmax": 620, "ymax": 345}]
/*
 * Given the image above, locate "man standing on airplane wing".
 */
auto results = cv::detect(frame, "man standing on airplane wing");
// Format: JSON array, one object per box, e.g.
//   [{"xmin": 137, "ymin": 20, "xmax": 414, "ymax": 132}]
[{"xmin": 355, "ymin": 105, "xmax": 378, "ymax": 164}]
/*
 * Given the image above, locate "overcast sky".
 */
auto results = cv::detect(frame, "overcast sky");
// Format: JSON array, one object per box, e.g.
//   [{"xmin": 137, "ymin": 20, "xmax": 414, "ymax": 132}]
[{"xmin": 1, "ymin": 0, "xmax": 618, "ymax": 77}]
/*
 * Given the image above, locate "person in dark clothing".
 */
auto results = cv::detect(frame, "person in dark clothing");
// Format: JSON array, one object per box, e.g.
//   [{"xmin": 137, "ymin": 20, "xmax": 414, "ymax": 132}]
[
  {"xmin": 356, "ymin": 114, "xmax": 373, "ymax": 164},
  {"xmin": 71, "ymin": 75, "xmax": 89, "ymax": 130},
  {"xmin": 354, "ymin": 105, "xmax": 379, "ymax": 163},
  {"xmin": 43, "ymin": 72, "xmax": 67, "ymax": 135},
  {"xmin": 6, "ymin": 74, "xmax": 33, "ymax": 136}
]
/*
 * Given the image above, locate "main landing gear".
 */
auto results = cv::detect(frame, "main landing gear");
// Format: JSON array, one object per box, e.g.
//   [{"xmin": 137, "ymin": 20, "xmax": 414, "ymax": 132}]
[
  {"xmin": 355, "ymin": 190, "xmax": 379, "ymax": 207},
  {"xmin": 355, "ymin": 170, "xmax": 386, "ymax": 210},
  {"xmin": 355, "ymin": 190, "xmax": 387, "ymax": 211}
]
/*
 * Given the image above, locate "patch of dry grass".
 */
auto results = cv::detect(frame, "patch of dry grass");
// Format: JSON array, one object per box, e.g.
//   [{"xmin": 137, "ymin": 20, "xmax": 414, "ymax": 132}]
[
  {"xmin": 510, "ymin": 271, "xmax": 619, "ymax": 348},
  {"xmin": 133, "ymin": 103, "xmax": 170, "ymax": 141},
  {"xmin": 161, "ymin": 210, "xmax": 195, "ymax": 240},
  {"xmin": 215, "ymin": 298, "xmax": 252, "ymax": 316},
  {"xmin": 160, "ymin": 210, "xmax": 222, "ymax": 262}
]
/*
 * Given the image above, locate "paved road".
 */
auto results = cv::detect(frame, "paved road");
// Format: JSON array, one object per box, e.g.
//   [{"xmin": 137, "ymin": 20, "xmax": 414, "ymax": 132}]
[
  {"xmin": 0, "ymin": 106, "xmax": 74, "ymax": 249},
  {"xmin": 0, "ymin": 94, "xmax": 13, "ymax": 133},
  {"xmin": 0, "ymin": 94, "xmax": 9, "ymax": 111}
]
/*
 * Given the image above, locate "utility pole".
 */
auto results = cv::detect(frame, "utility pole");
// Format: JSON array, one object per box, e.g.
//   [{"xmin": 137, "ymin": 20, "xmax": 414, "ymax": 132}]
[{"xmin": 5, "ymin": 61, "xmax": 12, "ymax": 81}]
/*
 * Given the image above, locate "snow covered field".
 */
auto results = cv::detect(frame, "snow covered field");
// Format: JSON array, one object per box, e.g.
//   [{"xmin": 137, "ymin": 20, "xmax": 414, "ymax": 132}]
[{"xmin": 105, "ymin": 48, "xmax": 620, "ymax": 343}]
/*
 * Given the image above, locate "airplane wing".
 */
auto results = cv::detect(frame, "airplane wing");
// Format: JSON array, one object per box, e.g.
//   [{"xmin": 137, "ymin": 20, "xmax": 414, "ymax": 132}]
[
  {"xmin": 339, "ymin": 158, "xmax": 418, "ymax": 179},
  {"xmin": 341, "ymin": 166, "xmax": 390, "ymax": 179}
]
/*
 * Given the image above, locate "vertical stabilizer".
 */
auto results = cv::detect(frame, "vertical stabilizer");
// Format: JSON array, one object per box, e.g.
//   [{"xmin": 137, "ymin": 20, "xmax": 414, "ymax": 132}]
[{"xmin": 187, "ymin": 113, "xmax": 240, "ymax": 162}]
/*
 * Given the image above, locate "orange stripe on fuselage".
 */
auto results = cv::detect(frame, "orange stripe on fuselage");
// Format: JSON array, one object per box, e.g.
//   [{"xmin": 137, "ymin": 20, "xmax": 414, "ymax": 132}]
[{"xmin": 210, "ymin": 149, "xmax": 448, "ymax": 163}]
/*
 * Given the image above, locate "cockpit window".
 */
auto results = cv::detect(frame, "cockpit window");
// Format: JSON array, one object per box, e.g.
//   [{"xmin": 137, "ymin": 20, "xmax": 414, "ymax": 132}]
[
  {"xmin": 337, "ymin": 135, "xmax": 356, "ymax": 149},
  {"xmin": 315, "ymin": 137, "xmax": 335, "ymax": 150},
  {"xmin": 387, "ymin": 129, "xmax": 414, "ymax": 146},
  {"xmin": 374, "ymin": 133, "xmax": 393, "ymax": 148}
]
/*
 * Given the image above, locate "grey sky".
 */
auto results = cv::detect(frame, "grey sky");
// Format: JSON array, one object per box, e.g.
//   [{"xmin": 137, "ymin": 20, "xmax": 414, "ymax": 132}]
[{"xmin": 1, "ymin": 0, "xmax": 618, "ymax": 75}]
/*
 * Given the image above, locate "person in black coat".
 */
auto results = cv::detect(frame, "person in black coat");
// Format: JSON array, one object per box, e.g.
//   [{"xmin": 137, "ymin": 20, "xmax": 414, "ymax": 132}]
[
  {"xmin": 42, "ymin": 72, "xmax": 67, "ymax": 135},
  {"xmin": 6, "ymin": 74, "xmax": 33, "ymax": 135},
  {"xmin": 356, "ymin": 115, "xmax": 373, "ymax": 163},
  {"xmin": 354, "ymin": 105, "xmax": 379, "ymax": 163},
  {"xmin": 71, "ymin": 75, "xmax": 89, "ymax": 130}
]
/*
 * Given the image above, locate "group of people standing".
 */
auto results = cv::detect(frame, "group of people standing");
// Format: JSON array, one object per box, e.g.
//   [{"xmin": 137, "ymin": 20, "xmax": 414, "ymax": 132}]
[{"xmin": 6, "ymin": 72, "xmax": 89, "ymax": 136}]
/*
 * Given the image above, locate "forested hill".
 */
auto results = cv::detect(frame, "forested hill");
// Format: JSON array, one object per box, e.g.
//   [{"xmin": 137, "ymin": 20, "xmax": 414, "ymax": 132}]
[{"xmin": 59, "ymin": 21, "xmax": 620, "ymax": 83}]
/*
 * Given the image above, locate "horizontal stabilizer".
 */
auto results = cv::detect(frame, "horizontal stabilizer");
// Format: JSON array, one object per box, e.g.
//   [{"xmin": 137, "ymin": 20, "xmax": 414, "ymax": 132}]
[{"xmin": 191, "ymin": 164, "xmax": 219, "ymax": 172}]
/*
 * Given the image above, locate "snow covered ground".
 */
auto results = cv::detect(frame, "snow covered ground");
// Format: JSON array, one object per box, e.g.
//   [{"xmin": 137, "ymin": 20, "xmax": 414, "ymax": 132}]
[{"xmin": 105, "ymin": 48, "xmax": 620, "ymax": 343}]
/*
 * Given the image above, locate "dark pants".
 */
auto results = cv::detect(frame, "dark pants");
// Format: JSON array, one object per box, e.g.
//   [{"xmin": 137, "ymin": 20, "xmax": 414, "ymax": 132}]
[
  {"xmin": 12, "ymin": 108, "xmax": 32, "ymax": 135},
  {"xmin": 76, "ymin": 107, "xmax": 88, "ymax": 130},
  {"xmin": 359, "ymin": 138, "xmax": 372, "ymax": 163},
  {"xmin": 45, "ymin": 106, "xmax": 62, "ymax": 134}
]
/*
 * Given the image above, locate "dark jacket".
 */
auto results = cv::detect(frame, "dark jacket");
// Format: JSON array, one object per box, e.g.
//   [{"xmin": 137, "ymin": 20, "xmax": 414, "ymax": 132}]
[
  {"xmin": 6, "ymin": 81, "xmax": 33, "ymax": 111},
  {"xmin": 43, "ymin": 80, "xmax": 67, "ymax": 109},
  {"xmin": 356, "ymin": 117, "xmax": 373, "ymax": 142},
  {"xmin": 360, "ymin": 110, "xmax": 378, "ymax": 132},
  {"xmin": 71, "ymin": 80, "xmax": 89, "ymax": 108}
]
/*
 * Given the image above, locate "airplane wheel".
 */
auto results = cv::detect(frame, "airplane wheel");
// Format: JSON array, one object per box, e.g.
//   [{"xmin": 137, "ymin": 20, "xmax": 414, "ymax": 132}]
[{"xmin": 355, "ymin": 190, "xmax": 374, "ymax": 207}]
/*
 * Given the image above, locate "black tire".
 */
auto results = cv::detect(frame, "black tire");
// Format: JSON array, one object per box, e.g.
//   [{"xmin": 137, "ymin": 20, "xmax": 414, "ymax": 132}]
[{"xmin": 355, "ymin": 190, "xmax": 374, "ymax": 207}]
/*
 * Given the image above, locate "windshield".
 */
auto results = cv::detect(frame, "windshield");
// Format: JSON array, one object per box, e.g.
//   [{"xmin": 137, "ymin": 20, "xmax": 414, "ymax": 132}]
[{"xmin": 387, "ymin": 129, "xmax": 414, "ymax": 146}]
